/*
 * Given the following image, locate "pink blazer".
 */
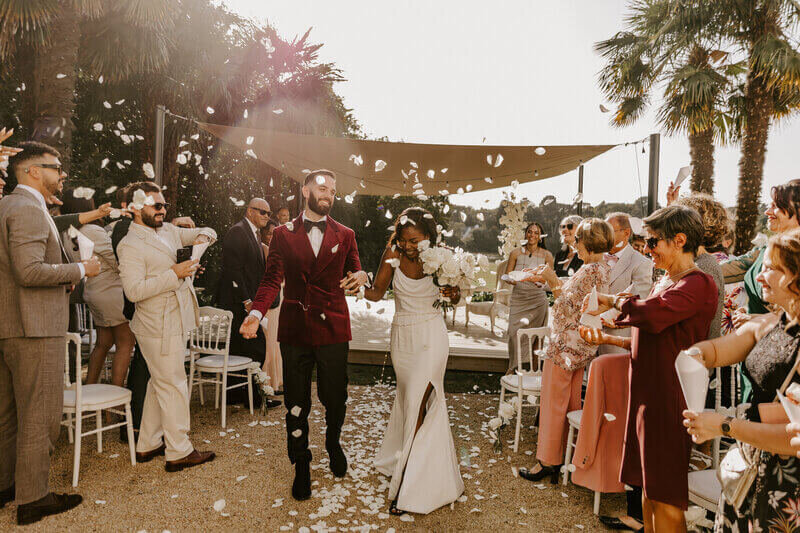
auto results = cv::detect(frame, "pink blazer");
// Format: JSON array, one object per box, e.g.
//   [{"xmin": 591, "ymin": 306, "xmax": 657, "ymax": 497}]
[{"xmin": 571, "ymin": 352, "xmax": 630, "ymax": 493}]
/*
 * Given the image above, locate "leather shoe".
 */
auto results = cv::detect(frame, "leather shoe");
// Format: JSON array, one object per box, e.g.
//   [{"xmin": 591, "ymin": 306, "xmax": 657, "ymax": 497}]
[
  {"xmin": 265, "ymin": 398, "xmax": 281, "ymax": 409},
  {"xmin": 328, "ymin": 443, "xmax": 347, "ymax": 477},
  {"xmin": 17, "ymin": 492, "xmax": 83, "ymax": 526},
  {"xmin": 0, "ymin": 484, "xmax": 14, "ymax": 508},
  {"xmin": 165, "ymin": 450, "xmax": 215, "ymax": 472},
  {"xmin": 292, "ymin": 461, "xmax": 311, "ymax": 501},
  {"xmin": 135, "ymin": 444, "xmax": 166, "ymax": 463}
]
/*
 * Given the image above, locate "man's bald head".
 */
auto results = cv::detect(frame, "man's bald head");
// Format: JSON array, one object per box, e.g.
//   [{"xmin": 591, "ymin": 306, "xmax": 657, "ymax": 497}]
[{"xmin": 246, "ymin": 197, "xmax": 271, "ymax": 229}]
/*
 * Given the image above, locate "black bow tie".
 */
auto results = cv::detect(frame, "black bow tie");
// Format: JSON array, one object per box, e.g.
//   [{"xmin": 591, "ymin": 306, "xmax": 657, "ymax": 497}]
[{"xmin": 304, "ymin": 219, "xmax": 326, "ymax": 233}]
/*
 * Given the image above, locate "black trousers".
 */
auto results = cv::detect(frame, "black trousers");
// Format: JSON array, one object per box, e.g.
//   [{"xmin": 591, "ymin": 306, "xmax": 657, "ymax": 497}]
[
  {"xmin": 227, "ymin": 307, "xmax": 266, "ymax": 406},
  {"xmin": 126, "ymin": 343, "xmax": 150, "ymax": 430},
  {"xmin": 280, "ymin": 342, "xmax": 349, "ymax": 464}
]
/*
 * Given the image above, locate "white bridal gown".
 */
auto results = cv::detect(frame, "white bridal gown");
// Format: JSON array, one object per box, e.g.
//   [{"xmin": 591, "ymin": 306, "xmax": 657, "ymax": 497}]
[{"xmin": 373, "ymin": 268, "xmax": 464, "ymax": 514}]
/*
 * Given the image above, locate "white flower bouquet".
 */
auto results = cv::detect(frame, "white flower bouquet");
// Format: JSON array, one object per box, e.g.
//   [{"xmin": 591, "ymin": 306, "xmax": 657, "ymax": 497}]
[
  {"xmin": 498, "ymin": 192, "xmax": 530, "ymax": 259},
  {"xmin": 488, "ymin": 398, "xmax": 519, "ymax": 453},
  {"xmin": 418, "ymin": 239, "xmax": 489, "ymax": 308},
  {"xmin": 251, "ymin": 363, "xmax": 274, "ymax": 416}
]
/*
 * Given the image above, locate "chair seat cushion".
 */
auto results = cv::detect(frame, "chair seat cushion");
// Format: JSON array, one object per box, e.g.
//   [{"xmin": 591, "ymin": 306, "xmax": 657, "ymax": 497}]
[
  {"xmin": 688, "ymin": 469, "xmax": 721, "ymax": 503},
  {"xmin": 196, "ymin": 355, "xmax": 253, "ymax": 370},
  {"xmin": 64, "ymin": 384, "xmax": 131, "ymax": 409},
  {"xmin": 567, "ymin": 409, "xmax": 583, "ymax": 427},
  {"xmin": 500, "ymin": 373, "xmax": 542, "ymax": 391}
]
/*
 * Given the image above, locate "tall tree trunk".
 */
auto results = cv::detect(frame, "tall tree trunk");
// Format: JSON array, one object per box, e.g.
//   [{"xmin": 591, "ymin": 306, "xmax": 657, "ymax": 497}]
[
  {"xmin": 688, "ymin": 127, "xmax": 714, "ymax": 195},
  {"xmin": 31, "ymin": 3, "xmax": 81, "ymax": 172},
  {"xmin": 734, "ymin": 73, "xmax": 772, "ymax": 255}
]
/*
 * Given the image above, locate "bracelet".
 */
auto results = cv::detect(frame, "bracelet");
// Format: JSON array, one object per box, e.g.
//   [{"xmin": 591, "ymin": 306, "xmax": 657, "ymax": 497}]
[{"xmin": 613, "ymin": 295, "xmax": 624, "ymax": 311}]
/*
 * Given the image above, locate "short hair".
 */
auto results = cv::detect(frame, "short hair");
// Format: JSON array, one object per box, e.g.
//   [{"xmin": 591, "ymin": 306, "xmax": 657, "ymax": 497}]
[
  {"xmin": 771, "ymin": 179, "xmax": 800, "ymax": 222},
  {"xmin": 277, "ymin": 206, "xmax": 289, "ymax": 213},
  {"xmin": 575, "ymin": 218, "xmax": 614, "ymax": 254},
  {"xmin": 123, "ymin": 181, "xmax": 161, "ymax": 204},
  {"xmin": 9, "ymin": 141, "xmax": 60, "ymax": 178},
  {"xmin": 674, "ymin": 193, "xmax": 730, "ymax": 248},
  {"xmin": 605, "ymin": 212, "xmax": 631, "ymax": 231},
  {"xmin": 560, "ymin": 214, "xmax": 583, "ymax": 227},
  {"xmin": 304, "ymin": 169, "xmax": 336, "ymax": 186},
  {"xmin": 61, "ymin": 190, "xmax": 95, "ymax": 216},
  {"xmin": 643, "ymin": 205, "xmax": 704, "ymax": 255}
]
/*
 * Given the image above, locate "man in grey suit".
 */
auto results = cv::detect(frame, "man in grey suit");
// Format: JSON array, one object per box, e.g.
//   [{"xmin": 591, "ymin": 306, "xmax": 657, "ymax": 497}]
[
  {"xmin": 0, "ymin": 142, "xmax": 100, "ymax": 525},
  {"xmin": 599, "ymin": 212, "xmax": 653, "ymax": 355}
]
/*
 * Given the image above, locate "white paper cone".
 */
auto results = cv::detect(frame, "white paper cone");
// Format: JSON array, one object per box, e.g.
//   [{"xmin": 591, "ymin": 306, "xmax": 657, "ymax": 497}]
[
  {"xmin": 68, "ymin": 226, "xmax": 95, "ymax": 261},
  {"xmin": 777, "ymin": 391, "xmax": 800, "ymax": 424},
  {"xmin": 580, "ymin": 313, "xmax": 603, "ymax": 329},
  {"xmin": 586, "ymin": 287, "xmax": 599, "ymax": 312},
  {"xmin": 674, "ymin": 350, "xmax": 709, "ymax": 413},
  {"xmin": 674, "ymin": 165, "xmax": 692, "ymax": 188},
  {"xmin": 191, "ymin": 241, "xmax": 211, "ymax": 262}
]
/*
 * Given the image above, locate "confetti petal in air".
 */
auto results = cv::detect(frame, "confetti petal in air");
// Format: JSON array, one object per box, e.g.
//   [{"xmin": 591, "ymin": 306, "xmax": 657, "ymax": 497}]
[
  {"xmin": 466, "ymin": 184, "xmax": 473, "ymax": 192},
  {"xmin": 599, "ymin": 104, "xmax": 611, "ymax": 113},
  {"xmin": 176, "ymin": 154, "xmax": 188, "ymax": 165},
  {"xmin": 286, "ymin": 195, "xmax": 295, "ymax": 201},
  {"xmin": 494, "ymin": 154, "xmax": 504, "ymax": 167},
  {"xmin": 245, "ymin": 149, "xmax": 257, "ymax": 158},
  {"xmin": 103, "ymin": 101, "xmax": 112, "ymax": 109},
  {"xmin": 541, "ymin": 195, "xmax": 556, "ymax": 206},
  {"xmin": 105, "ymin": 186, "xmax": 118, "ymax": 195},
  {"xmin": 441, "ymin": 168, "xmax": 448, "ymax": 173},
  {"xmin": 534, "ymin": 146, "xmax": 546, "ymax": 156},
  {"xmin": 92, "ymin": 123, "xmax": 103, "ymax": 131},
  {"xmin": 484, "ymin": 177, "xmax": 493, "ymax": 183},
  {"xmin": 246, "ymin": 136, "xmax": 254, "ymax": 145},
  {"xmin": 384, "ymin": 210, "xmax": 392, "ymax": 219},
  {"xmin": 427, "ymin": 170, "xmax": 435, "ymax": 179},
  {"xmin": 385, "ymin": 258, "xmax": 400, "ymax": 268},
  {"xmin": 349, "ymin": 154, "xmax": 363, "ymax": 166},
  {"xmin": 272, "ymin": 109, "xmax": 283, "ymax": 114},
  {"xmin": 101, "ymin": 158, "xmax": 110, "ymax": 169},
  {"xmin": 409, "ymin": 161, "xmax": 418, "ymax": 168},
  {"xmin": 573, "ymin": 192, "xmax": 583, "ymax": 203},
  {"xmin": 374, "ymin": 160, "xmax": 387, "ymax": 172},
  {"xmin": 206, "ymin": 106, "xmax": 215, "ymax": 114},
  {"xmin": 477, "ymin": 213, "xmax": 484, "ymax": 221},
  {"xmin": 603, "ymin": 413, "xmax": 617, "ymax": 422},
  {"xmin": 56, "ymin": 73, "xmax": 66, "ymax": 79},
  {"xmin": 142, "ymin": 162, "xmax": 155, "ymax": 179}
]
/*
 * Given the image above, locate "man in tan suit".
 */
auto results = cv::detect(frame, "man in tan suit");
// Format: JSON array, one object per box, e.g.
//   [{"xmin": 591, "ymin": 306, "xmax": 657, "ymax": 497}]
[
  {"xmin": 0, "ymin": 141, "xmax": 100, "ymax": 525},
  {"xmin": 117, "ymin": 182, "xmax": 217, "ymax": 472}
]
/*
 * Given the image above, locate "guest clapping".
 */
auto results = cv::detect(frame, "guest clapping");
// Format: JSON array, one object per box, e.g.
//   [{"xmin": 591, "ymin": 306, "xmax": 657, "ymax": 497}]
[
  {"xmin": 519, "ymin": 218, "xmax": 613, "ymax": 483},
  {"xmin": 683, "ymin": 229, "xmax": 800, "ymax": 530},
  {"xmin": 582, "ymin": 205, "xmax": 717, "ymax": 531},
  {"xmin": 554, "ymin": 215, "xmax": 583, "ymax": 277},
  {"xmin": 504, "ymin": 222, "xmax": 552, "ymax": 373}
]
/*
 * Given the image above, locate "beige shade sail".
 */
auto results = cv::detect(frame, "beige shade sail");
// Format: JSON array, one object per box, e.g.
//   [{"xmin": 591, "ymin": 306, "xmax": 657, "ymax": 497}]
[{"xmin": 198, "ymin": 121, "xmax": 618, "ymax": 197}]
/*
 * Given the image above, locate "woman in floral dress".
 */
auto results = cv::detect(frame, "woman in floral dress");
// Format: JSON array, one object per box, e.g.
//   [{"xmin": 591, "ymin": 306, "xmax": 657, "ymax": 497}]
[
  {"xmin": 684, "ymin": 230, "xmax": 800, "ymax": 531},
  {"xmin": 517, "ymin": 218, "xmax": 614, "ymax": 483}
]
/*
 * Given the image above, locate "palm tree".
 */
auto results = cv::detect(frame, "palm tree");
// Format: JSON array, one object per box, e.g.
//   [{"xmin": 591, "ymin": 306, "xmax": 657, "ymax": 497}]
[
  {"xmin": 0, "ymin": 0, "xmax": 175, "ymax": 168},
  {"xmin": 596, "ymin": 0, "xmax": 733, "ymax": 196}
]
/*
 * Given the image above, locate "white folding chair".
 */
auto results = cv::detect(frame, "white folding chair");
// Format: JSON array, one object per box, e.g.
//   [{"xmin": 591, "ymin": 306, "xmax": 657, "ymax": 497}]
[
  {"xmin": 74, "ymin": 303, "xmax": 95, "ymax": 354},
  {"xmin": 499, "ymin": 326, "xmax": 548, "ymax": 452},
  {"xmin": 188, "ymin": 307, "xmax": 254, "ymax": 428},
  {"xmin": 62, "ymin": 333, "xmax": 135, "ymax": 487}
]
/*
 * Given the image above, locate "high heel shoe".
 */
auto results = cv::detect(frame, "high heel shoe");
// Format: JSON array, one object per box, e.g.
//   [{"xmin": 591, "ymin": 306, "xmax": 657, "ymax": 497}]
[
  {"xmin": 388, "ymin": 499, "xmax": 404, "ymax": 516},
  {"xmin": 518, "ymin": 462, "xmax": 561, "ymax": 484}
]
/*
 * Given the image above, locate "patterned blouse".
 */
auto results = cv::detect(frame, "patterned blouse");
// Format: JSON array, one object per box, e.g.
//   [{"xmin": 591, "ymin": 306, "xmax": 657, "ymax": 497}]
[{"xmin": 546, "ymin": 261, "xmax": 610, "ymax": 372}]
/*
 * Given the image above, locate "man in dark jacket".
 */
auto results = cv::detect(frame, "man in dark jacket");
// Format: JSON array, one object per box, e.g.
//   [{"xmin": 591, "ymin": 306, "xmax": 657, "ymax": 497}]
[{"xmin": 217, "ymin": 198, "xmax": 279, "ymax": 407}]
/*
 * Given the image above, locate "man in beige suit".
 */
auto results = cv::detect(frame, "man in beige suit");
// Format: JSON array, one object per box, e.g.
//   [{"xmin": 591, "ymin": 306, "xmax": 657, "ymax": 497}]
[
  {"xmin": 0, "ymin": 141, "xmax": 100, "ymax": 525},
  {"xmin": 117, "ymin": 181, "xmax": 217, "ymax": 472}
]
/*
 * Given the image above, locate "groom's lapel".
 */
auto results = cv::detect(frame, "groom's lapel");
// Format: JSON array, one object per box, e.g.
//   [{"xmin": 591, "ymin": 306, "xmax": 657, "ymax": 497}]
[{"xmin": 311, "ymin": 219, "xmax": 342, "ymax": 279}]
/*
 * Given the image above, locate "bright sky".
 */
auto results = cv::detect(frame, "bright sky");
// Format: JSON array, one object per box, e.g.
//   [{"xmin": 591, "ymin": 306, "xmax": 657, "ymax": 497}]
[{"xmin": 225, "ymin": 0, "xmax": 800, "ymax": 211}]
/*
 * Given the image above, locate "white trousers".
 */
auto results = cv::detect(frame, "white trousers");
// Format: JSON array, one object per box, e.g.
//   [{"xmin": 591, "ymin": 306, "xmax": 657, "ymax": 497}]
[{"xmin": 135, "ymin": 334, "xmax": 193, "ymax": 461}]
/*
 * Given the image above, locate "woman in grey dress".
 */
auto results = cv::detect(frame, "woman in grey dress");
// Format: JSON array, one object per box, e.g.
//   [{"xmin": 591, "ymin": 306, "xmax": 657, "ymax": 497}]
[
  {"xmin": 505, "ymin": 222, "xmax": 553, "ymax": 373},
  {"xmin": 61, "ymin": 194, "xmax": 135, "ymax": 388}
]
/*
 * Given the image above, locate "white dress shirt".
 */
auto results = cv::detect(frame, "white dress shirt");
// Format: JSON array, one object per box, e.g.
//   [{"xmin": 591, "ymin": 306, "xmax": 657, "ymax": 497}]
[
  {"xmin": 17, "ymin": 184, "xmax": 85, "ymax": 278},
  {"xmin": 245, "ymin": 217, "xmax": 260, "ymax": 243},
  {"xmin": 303, "ymin": 212, "xmax": 327, "ymax": 257}
]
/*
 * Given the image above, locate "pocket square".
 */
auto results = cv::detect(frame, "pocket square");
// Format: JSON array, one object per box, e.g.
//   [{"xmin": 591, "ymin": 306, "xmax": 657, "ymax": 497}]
[{"xmin": 331, "ymin": 244, "xmax": 339, "ymax": 254}]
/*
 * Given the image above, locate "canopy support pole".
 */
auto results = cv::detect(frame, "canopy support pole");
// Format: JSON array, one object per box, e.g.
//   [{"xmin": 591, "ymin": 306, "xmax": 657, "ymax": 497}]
[
  {"xmin": 154, "ymin": 105, "xmax": 166, "ymax": 186},
  {"xmin": 577, "ymin": 164, "xmax": 584, "ymax": 216},
  {"xmin": 647, "ymin": 133, "xmax": 660, "ymax": 215}
]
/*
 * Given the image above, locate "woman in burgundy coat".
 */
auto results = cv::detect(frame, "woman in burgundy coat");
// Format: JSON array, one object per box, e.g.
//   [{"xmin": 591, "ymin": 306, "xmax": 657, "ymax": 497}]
[{"xmin": 583, "ymin": 205, "xmax": 717, "ymax": 532}]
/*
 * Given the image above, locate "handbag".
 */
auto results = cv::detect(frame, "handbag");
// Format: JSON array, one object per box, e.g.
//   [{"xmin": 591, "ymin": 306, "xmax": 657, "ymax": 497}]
[{"xmin": 717, "ymin": 348, "xmax": 800, "ymax": 510}]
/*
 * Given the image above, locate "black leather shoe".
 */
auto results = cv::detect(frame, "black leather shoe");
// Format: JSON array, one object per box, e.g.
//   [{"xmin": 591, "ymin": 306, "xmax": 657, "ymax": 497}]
[
  {"xmin": 17, "ymin": 492, "xmax": 83, "ymax": 525},
  {"xmin": 265, "ymin": 399, "xmax": 281, "ymax": 409},
  {"xmin": 292, "ymin": 461, "xmax": 311, "ymax": 501},
  {"xmin": 519, "ymin": 463, "xmax": 561, "ymax": 484},
  {"xmin": 328, "ymin": 443, "xmax": 347, "ymax": 477},
  {"xmin": 0, "ymin": 484, "xmax": 14, "ymax": 508}
]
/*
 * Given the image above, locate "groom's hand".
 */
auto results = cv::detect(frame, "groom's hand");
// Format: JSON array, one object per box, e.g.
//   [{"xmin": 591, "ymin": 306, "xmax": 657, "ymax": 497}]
[
  {"xmin": 340, "ymin": 270, "xmax": 368, "ymax": 295},
  {"xmin": 240, "ymin": 315, "xmax": 260, "ymax": 339}
]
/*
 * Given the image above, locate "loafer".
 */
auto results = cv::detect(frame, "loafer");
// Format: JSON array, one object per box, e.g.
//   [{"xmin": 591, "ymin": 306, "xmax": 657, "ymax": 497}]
[
  {"xmin": 292, "ymin": 461, "xmax": 311, "ymax": 501},
  {"xmin": 135, "ymin": 444, "xmax": 166, "ymax": 463},
  {"xmin": 165, "ymin": 450, "xmax": 215, "ymax": 472},
  {"xmin": 17, "ymin": 492, "xmax": 82, "ymax": 526},
  {"xmin": 0, "ymin": 484, "xmax": 14, "ymax": 508}
]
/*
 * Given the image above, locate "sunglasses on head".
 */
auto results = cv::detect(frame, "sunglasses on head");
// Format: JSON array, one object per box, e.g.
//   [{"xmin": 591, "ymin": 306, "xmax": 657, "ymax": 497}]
[
  {"xmin": 645, "ymin": 237, "xmax": 661, "ymax": 250},
  {"xmin": 560, "ymin": 223, "xmax": 574, "ymax": 230},
  {"xmin": 249, "ymin": 207, "xmax": 271, "ymax": 216}
]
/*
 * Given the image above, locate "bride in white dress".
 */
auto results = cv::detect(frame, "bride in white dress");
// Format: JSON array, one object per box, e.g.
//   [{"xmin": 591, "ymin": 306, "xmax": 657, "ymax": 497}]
[{"xmin": 365, "ymin": 207, "xmax": 464, "ymax": 515}]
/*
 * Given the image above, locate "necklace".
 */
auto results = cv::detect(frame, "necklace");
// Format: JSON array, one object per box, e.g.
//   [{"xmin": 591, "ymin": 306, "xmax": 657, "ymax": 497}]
[{"xmin": 668, "ymin": 264, "xmax": 698, "ymax": 282}]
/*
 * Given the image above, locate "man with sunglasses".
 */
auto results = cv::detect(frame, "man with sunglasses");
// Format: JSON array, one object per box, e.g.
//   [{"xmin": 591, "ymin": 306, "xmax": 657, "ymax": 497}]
[
  {"xmin": 0, "ymin": 141, "xmax": 101, "ymax": 525},
  {"xmin": 117, "ymin": 181, "xmax": 218, "ymax": 473},
  {"xmin": 216, "ymin": 197, "xmax": 280, "ymax": 409}
]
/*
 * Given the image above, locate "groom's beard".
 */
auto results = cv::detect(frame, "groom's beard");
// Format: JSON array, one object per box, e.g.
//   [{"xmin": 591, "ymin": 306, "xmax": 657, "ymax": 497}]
[{"xmin": 307, "ymin": 191, "xmax": 332, "ymax": 217}]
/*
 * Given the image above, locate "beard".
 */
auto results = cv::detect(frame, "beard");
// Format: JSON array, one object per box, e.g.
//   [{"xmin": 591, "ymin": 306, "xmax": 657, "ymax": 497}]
[
  {"xmin": 142, "ymin": 210, "xmax": 164, "ymax": 228},
  {"xmin": 307, "ymin": 191, "xmax": 332, "ymax": 216}
]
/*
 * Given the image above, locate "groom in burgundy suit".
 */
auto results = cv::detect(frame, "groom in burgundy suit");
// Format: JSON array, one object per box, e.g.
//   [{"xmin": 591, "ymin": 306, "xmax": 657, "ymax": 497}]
[{"xmin": 240, "ymin": 169, "xmax": 369, "ymax": 501}]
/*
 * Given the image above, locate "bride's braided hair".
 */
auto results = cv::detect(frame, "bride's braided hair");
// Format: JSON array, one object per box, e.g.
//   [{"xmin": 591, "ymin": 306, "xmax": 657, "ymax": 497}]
[{"xmin": 389, "ymin": 207, "xmax": 439, "ymax": 248}]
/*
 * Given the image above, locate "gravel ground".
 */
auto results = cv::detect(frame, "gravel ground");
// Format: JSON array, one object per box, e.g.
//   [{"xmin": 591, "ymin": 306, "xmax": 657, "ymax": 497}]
[{"xmin": 0, "ymin": 383, "xmax": 622, "ymax": 532}]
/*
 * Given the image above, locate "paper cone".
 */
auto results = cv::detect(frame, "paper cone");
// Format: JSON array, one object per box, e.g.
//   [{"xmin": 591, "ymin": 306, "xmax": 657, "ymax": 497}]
[
  {"xmin": 777, "ymin": 391, "xmax": 800, "ymax": 424},
  {"xmin": 68, "ymin": 225, "xmax": 94, "ymax": 261},
  {"xmin": 580, "ymin": 313, "xmax": 603, "ymax": 329},
  {"xmin": 674, "ymin": 350, "xmax": 709, "ymax": 413},
  {"xmin": 191, "ymin": 241, "xmax": 211, "ymax": 262},
  {"xmin": 601, "ymin": 283, "xmax": 635, "ymax": 322},
  {"xmin": 586, "ymin": 286, "xmax": 599, "ymax": 312}
]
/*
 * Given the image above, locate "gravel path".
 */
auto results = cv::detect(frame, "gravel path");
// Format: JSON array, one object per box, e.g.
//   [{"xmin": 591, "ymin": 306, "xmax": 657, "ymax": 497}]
[{"xmin": 0, "ymin": 383, "xmax": 621, "ymax": 531}]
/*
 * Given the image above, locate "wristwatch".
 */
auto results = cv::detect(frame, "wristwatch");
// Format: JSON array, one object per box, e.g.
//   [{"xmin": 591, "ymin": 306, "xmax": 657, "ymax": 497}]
[{"xmin": 721, "ymin": 416, "xmax": 734, "ymax": 437}]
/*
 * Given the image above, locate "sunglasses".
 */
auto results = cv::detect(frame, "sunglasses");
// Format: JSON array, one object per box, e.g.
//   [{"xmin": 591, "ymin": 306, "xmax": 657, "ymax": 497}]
[
  {"xmin": 560, "ymin": 223, "xmax": 574, "ymax": 230},
  {"xmin": 150, "ymin": 202, "xmax": 169, "ymax": 211},
  {"xmin": 645, "ymin": 237, "xmax": 661, "ymax": 250},
  {"xmin": 27, "ymin": 163, "xmax": 63, "ymax": 174},
  {"xmin": 249, "ymin": 207, "xmax": 271, "ymax": 216}
]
